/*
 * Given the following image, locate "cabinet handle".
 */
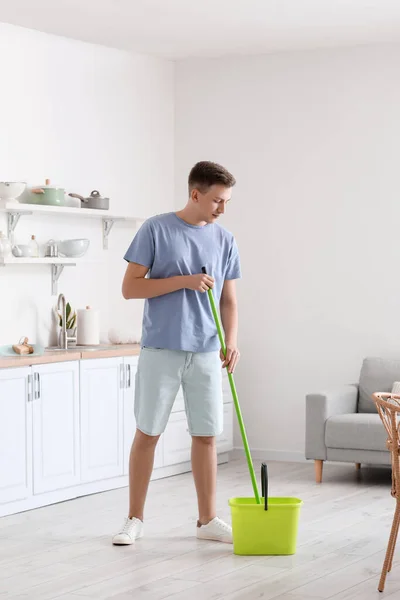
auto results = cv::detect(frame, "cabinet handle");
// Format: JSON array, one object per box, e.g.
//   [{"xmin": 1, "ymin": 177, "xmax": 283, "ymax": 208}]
[
  {"xmin": 28, "ymin": 374, "xmax": 32, "ymax": 401},
  {"xmin": 127, "ymin": 364, "xmax": 131, "ymax": 388},
  {"xmin": 120, "ymin": 363, "xmax": 125, "ymax": 389},
  {"xmin": 34, "ymin": 373, "xmax": 37, "ymax": 399},
  {"xmin": 33, "ymin": 372, "xmax": 41, "ymax": 399},
  {"xmin": 37, "ymin": 373, "xmax": 41, "ymax": 399}
]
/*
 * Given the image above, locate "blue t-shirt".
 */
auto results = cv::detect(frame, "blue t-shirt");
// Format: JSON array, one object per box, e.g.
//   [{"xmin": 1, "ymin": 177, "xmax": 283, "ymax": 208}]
[{"xmin": 124, "ymin": 212, "xmax": 241, "ymax": 352}]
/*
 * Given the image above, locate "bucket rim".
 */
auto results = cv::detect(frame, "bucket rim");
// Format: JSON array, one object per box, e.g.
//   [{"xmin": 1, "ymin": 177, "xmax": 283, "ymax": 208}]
[{"xmin": 228, "ymin": 496, "xmax": 303, "ymax": 508}]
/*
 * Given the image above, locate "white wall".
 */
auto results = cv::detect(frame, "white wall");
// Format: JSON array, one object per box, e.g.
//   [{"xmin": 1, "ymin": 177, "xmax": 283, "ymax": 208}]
[
  {"xmin": 175, "ymin": 44, "xmax": 400, "ymax": 459},
  {"xmin": 0, "ymin": 23, "xmax": 174, "ymax": 347}
]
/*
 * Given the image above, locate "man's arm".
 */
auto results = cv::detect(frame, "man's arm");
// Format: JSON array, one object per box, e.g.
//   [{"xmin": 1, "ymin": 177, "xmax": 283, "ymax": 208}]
[
  {"xmin": 122, "ymin": 263, "xmax": 214, "ymax": 299},
  {"xmin": 220, "ymin": 279, "xmax": 240, "ymax": 373}
]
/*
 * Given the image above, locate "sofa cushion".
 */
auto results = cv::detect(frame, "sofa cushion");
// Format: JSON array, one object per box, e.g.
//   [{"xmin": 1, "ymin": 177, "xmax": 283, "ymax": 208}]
[
  {"xmin": 325, "ymin": 413, "xmax": 388, "ymax": 452},
  {"xmin": 358, "ymin": 357, "xmax": 400, "ymax": 413}
]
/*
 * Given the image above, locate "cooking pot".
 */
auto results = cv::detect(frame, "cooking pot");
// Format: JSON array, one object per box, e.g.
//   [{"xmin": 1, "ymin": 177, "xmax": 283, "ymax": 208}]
[
  {"xmin": 69, "ymin": 190, "xmax": 109, "ymax": 210},
  {"xmin": 26, "ymin": 179, "xmax": 66, "ymax": 206}
]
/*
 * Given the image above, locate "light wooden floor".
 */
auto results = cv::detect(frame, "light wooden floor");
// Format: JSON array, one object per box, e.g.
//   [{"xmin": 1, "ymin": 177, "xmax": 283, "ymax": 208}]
[{"xmin": 1, "ymin": 458, "xmax": 400, "ymax": 599}]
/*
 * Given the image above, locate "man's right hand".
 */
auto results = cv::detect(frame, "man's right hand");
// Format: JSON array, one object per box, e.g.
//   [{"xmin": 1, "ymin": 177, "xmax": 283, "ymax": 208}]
[{"xmin": 184, "ymin": 273, "xmax": 215, "ymax": 293}]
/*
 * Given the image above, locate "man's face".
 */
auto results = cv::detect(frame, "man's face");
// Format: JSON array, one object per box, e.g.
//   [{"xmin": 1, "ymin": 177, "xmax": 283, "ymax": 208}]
[{"xmin": 191, "ymin": 184, "xmax": 232, "ymax": 223}]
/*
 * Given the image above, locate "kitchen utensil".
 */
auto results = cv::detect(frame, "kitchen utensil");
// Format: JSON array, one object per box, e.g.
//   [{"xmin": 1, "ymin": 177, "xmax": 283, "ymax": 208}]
[
  {"xmin": 12, "ymin": 244, "xmax": 33, "ymax": 258},
  {"xmin": 77, "ymin": 306, "xmax": 100, "ymax": 345},
  {"xmin": 201, "ymin": 266, "xmax": 260, "ymax": 504},
  {"xmin": 12, "ymin": 337, "xmax": 34, "ymax": 355},
  {"xmin": 58, "ymin": 238, "xmax": 89, "ymax": 258},
  {"xmin": 0, "ymin": 343, "xmax": 44, "ymax": 358},
  {"xmin": 0, "ymin": 232, "xmax": 12, "ymax": 258},
  {"xmin": 45, "ymin": 239, "xmax": 58, "ymax": 257},
  {"xmin": 69, "ymin": 190, "xmax": 109, "ymax": 210},
  {"xmin": 26, "ymin": 179, "xmax": 66, "ymax": 206},
  {"xmin": 0, "ymin": 182, "xmax": 26, "ymax": 206}
]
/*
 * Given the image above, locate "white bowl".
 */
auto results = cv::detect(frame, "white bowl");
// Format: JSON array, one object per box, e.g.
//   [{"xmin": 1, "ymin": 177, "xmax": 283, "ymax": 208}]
[
  {"xmin": 0, "ymin": 182, "xmax": 26, "ymax": 203},
  {"xmin": 12, "ymin": 244, "xmax": 33, "ymax": 258},
  {"xmin": 58, "ymin": 239, "xmax": 90, "ymax": 258}
]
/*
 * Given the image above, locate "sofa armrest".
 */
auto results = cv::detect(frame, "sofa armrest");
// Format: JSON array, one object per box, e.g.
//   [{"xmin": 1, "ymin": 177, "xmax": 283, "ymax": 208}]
[{"xmin": 305, "ymin": 384, "xmax": 358, "ymax": 460}]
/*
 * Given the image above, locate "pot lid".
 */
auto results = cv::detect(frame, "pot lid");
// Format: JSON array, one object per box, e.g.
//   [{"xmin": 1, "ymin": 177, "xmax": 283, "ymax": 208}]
[{"xmin": 88, "ymin": 190, "xmax": 109, "ymax": 200}]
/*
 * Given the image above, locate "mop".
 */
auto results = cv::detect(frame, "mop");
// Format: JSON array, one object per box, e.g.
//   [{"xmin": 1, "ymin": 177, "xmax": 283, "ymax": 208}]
[
  {"xmin": 202, "ymin": 267, "xmax": 303, "ymax": 555},
  {"xmin": 202, "ymin": 267, "xmax": 261, "ymax": 504}
]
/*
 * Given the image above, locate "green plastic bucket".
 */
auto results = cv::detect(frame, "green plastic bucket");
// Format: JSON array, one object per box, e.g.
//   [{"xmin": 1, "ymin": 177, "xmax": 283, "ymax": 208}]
[
  {"xmin": 229, "ymin": 464, "xmax": 303, "ymax": 555},
  {"xmin": 229, "ymin": 496, "xmax": 303, "ymax": 555}
]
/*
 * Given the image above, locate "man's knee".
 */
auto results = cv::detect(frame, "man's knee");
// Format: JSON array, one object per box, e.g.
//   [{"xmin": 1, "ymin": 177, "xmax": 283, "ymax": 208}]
[
  {"xmin": 134, "ymin": 429, "xmax": 160, "ymax": 448},
  {"xmin": 192, "ymin": 435, "xmax": 216, "ymax": 447}
]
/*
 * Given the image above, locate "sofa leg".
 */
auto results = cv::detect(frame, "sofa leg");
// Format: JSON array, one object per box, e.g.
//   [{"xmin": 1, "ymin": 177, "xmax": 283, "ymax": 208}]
[
  {"xmin": 315, "ymin": 459, "xmax": 323, "ymax": 483},
  {"xmin": 355, "ymin": 463, "xmax": 361, "ymax": 470}
]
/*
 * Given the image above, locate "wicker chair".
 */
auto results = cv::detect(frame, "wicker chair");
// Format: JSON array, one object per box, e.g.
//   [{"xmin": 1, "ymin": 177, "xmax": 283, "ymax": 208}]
[{"xmin": 372, "ymin": 393, "xmax": 400, "ymax": 592}]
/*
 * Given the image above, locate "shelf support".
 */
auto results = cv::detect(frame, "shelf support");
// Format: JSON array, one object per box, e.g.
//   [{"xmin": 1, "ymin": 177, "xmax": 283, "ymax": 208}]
[
  {"xmin": 51, "ymin": 263, "xmax": 75, "ymax": 296},
  {"xmin": 102, "ymin": 217, "xmax": 124, "ymax": 250},
  {"xmin": 7, "ymin": 210, "xmax": 32, "ymax": 239}
]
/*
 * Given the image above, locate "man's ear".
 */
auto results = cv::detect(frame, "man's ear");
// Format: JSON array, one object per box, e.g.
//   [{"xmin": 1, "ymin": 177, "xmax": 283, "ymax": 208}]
[{"xmin": 191, "ymin": 188, "xmax": 199, "ymax": 203}]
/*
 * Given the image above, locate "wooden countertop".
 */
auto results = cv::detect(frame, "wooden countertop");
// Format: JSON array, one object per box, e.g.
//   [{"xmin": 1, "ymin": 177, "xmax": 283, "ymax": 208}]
[{"xmin": 0, "ymin": 344, "xmax": 141, "ymax": 369}]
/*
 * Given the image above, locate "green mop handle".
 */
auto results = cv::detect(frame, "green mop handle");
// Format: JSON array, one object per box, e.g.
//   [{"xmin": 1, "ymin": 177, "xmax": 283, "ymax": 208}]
[{"xmin": 202, "ymin": 267, "xmax": 261, "ymax": 504}]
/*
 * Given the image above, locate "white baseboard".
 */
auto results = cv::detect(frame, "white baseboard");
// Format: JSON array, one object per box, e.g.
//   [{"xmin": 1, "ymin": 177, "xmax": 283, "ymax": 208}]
[
  {"xmin": 0, "ymin": 453, "xmax": 231, "ymax": 519},
  {"xmin": 233, "ymin": 447, "xmax": 307, "ymax": 463}
]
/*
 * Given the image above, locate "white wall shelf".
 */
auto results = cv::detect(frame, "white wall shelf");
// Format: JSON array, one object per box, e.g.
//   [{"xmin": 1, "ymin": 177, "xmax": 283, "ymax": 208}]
[
  {"xmin": 0, "ymin": 257, "xmax": 77, "ymax": 265},
  {"xmin": 0, "ymin": 203, "xmax": 145, "ymax": 250},
  {"xmin": 0, "ymin": 257, "xmax": 77, "ymax": 296}
]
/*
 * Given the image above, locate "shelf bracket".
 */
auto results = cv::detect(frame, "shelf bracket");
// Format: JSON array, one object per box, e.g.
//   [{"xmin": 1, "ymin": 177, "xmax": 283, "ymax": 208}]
[
  {"xmin": 102, "ymin": 218, "xmax": 116, "ymax": 250},
  {"xmin": 102, "ymin": 217, "xmax": 124, "ymax": 250},
  {"xmin": 51, "ymin": 263, "xmax": 74, "ymax": 296},
  {"xmin": 7, "ymin": 210, "xmax": 32, "ymax": 239}
]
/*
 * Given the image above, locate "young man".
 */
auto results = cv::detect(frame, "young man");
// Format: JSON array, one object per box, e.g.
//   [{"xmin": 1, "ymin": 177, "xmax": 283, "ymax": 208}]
[{"xmin": 113, "ymin": 161, "xmax": 241, "ymax": 545}]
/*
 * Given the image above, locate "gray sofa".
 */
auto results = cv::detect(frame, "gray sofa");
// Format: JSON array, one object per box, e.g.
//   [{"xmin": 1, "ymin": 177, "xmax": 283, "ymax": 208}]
[{"xmin": 305, "ymin": 357, "xmax": 400, "ymax": 482}]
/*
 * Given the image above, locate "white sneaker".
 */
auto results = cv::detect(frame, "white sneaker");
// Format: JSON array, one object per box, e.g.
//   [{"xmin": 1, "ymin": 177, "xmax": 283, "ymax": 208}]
[
  {"xmin": 112, "ymin": 517, "xmax": 144, "ymax": 545},
  {"xmin": 196, "ymin": 517, "xmax": 233, "ymax": 544}
]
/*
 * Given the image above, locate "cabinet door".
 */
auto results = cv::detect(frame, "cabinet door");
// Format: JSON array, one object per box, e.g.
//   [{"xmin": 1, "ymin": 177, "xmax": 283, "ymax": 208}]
[
  {"xmin": 216, "ymin": 403, "xmax": 234, "ymax": 454},
  {"xmin": 0, "ymin": 367, "xmax": 32, "ymax": 504},
  {"xmin": 80, "ymin": 357, "xmax": 123, "ymax": 482},
  {"xmin": 163, "ymin": 412, "xmax": 191, "ymax": 466},
  {"xmin": 32, "ymin": 362, "xmax": 80, "ymax": 494},
  {"xmin": 123, "ymin": 356, "xmax": 138, "ymax": 475}
]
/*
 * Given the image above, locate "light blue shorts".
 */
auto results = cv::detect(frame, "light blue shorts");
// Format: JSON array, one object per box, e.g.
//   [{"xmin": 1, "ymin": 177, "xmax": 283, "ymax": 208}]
[{"xmin": 134, "ymin": 348, "xmax": 223, "ymax": 436}]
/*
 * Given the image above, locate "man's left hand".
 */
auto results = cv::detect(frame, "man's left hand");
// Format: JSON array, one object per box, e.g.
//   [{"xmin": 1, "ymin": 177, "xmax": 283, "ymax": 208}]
[{"xmin": 220, "ymin": 344, "xmax": 240, "ymax": 374}]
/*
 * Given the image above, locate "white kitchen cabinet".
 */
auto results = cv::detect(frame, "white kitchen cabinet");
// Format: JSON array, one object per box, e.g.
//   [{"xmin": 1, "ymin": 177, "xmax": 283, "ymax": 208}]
[
  {"xmin": 0, "ymin": 352, "xmax": 233, "ymax": 518},
  {"xmin": 163, "ymin": 411, "xmax": 191, "ymax": 466},
  {"xmin": 217, "ymin": 403, "xmax": 234, "ymax": 453},
  {"xmin": 32, "ymin": 362, "xmax": 80, "ymax": 494},
  {"xmin": 80, "ymin": 357, "xmax": 124, "ymax": 482},
  {"xmin": 0, "ymin": 367, "xmax": 32, "ymax": 504}
]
